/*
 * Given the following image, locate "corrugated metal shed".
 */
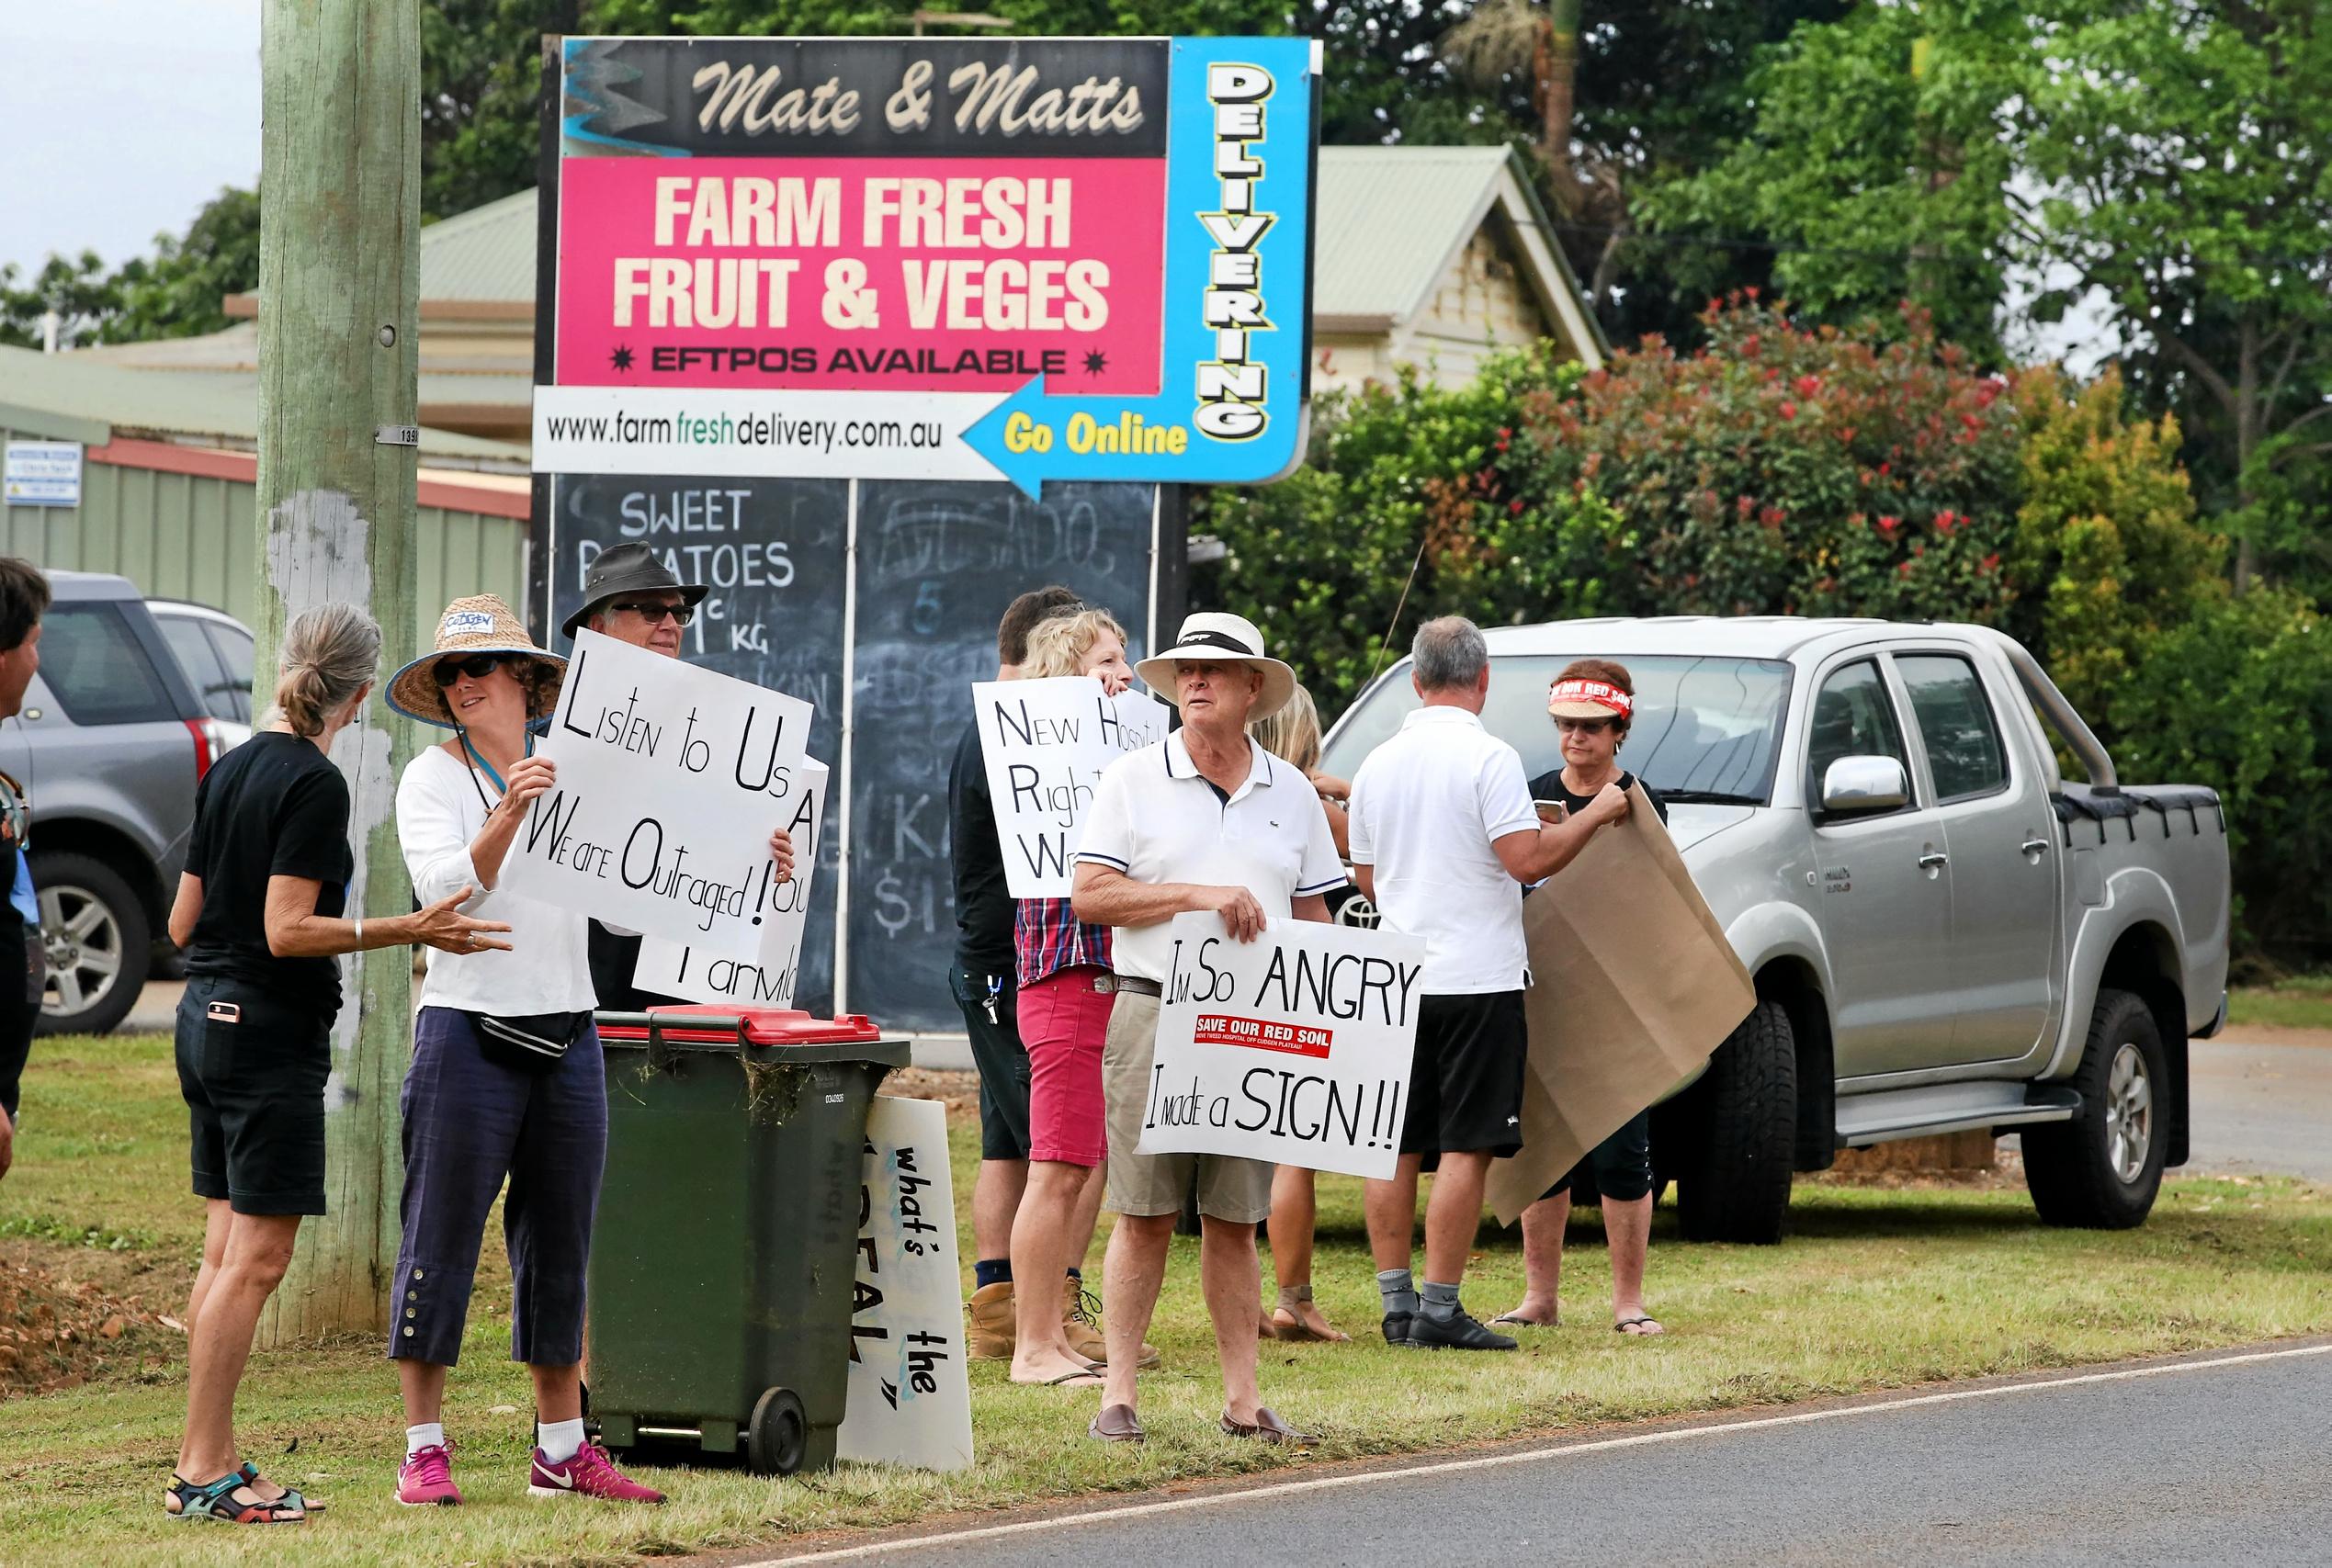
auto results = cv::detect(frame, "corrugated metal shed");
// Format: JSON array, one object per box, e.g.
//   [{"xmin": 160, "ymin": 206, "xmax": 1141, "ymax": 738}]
[
  {"xmin": 0, "ymin": 348, "xmax": 529, "ymax": 643},
  {"xmin": 419, "ymin": 188, "xmax": 539, "ymax": 304}
]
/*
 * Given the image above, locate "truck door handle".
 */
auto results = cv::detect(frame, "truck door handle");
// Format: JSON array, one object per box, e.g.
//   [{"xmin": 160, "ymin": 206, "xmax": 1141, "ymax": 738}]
[
  {"xmin": 2021, "ymin": 837, "xmax": 2051, "ymax": 856},
  {"xmin": 1918, "ymin": 851, "xmax": 1949, "ymax": 869}
]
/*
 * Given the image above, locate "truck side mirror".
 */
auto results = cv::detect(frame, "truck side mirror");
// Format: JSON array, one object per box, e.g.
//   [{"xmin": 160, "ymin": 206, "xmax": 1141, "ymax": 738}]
[{"xmin": 1821, "ymin": 755, "xmax": 1909, "ymax": 814}]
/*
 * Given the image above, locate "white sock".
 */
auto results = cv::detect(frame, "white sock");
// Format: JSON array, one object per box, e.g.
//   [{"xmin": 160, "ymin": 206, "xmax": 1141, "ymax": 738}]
[
  {"xmin": 538, "ymin": 1416, "xmax": 586, "ymax": 1465},
  {"xmin": 406, "ymin": 1422, "xmax": 445, "ymax": 1458}
]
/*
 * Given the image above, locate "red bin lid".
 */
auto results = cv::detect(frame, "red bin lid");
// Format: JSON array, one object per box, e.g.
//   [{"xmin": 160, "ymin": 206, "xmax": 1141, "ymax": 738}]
[{"xmin": 641, "ymin": 1005, "xmax": 884, "ymax": 1045}]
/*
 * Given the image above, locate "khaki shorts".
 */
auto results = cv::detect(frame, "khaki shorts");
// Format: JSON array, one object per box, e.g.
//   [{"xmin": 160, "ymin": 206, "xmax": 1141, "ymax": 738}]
[{"xmin": 1102, "ymin": 989, "xmax": 1275, "ymax": 1224}]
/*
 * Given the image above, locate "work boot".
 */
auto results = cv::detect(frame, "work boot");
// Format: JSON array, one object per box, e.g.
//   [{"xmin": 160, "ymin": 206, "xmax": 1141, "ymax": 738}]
[
  {"xmin": 968, "ymin": 1280, "xmax": 1015, "ymax": 1359},
  {"xmin": 1064, "ymin": 1275, "xmax": 1160, "ymax": 1369}
]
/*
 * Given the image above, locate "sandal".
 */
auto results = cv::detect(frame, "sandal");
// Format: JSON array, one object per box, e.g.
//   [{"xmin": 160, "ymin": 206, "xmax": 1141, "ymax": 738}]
[
  {"xmin": 1490, "ymin": 1311, "xmax": 1557, "ymax": 1328},
  {"xmin": 1614, "ymin": 1315, "xmax": 1666, "ymax": 1337},
  {"xmin": 240, "ymin": 1461, "xmax": 324, "ymax": 1514},
  {"xmin": 164, "ymin": 1470, "xmax": 307, "ymax": 1524},
  {"xmin": 1264, "ymin": 1285, "xmax": 1352, "ymax": 1343}
]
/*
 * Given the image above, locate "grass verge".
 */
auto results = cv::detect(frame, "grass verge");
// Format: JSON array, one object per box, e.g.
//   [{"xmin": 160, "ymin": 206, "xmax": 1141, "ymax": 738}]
[
  {"xmin": 4, "ymin": 1033, "xmax": 2331, "ymax": 1567},
  {"xmin": 2226, "ymin": 976, "xmax": 2332, "ymax": 1033}
]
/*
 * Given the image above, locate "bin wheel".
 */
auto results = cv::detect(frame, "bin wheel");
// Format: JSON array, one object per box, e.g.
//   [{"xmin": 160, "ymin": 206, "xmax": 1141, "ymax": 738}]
[{"xmin": 749, "ymin": 1387, "xmax": 809, "ymax": 1476}]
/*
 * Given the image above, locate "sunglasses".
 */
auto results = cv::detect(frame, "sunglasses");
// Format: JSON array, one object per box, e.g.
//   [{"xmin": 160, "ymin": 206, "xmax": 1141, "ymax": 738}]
[
  {"xmin": 1556, "ymin": 716, "xmax": 1616, "ymax": 735},
  {"xmin": 611, "ymin": 600, "xmax": 694, "ymax": 626},
  {"xmin": 433, "ymin": 652, "xmax": 507, "ymax": 687}
]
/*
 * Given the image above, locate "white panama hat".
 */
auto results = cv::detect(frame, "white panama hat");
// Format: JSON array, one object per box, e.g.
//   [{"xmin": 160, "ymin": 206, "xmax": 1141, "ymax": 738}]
[{"xmin": 1133, "ymin": 612, "xmax": 1298, "ymax": 720}]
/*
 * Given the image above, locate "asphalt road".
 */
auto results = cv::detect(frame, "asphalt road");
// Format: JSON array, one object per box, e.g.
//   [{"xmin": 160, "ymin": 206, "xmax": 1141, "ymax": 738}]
[
  {"xmin": 745, "ymin": 1344, "xmax": 2332, "ymax": 1568},
  {"xmin": 2186, "ymin": 1037, "xmax": 2332, "ymax": 1182}
]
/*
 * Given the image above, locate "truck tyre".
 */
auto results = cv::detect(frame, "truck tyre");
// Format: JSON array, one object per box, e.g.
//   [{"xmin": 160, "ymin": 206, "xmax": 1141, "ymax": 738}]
[
  {"xmin": 2022, "ymin": 987, "xmax": 2168, "ymax": 1229},
  {"xmin": 1678, "ymin": 999, "xmax": 1797, "ymax": 1245},
  {"xmin": 31, "ymin": 851, "xmax": 150, "ymax": 1038}
]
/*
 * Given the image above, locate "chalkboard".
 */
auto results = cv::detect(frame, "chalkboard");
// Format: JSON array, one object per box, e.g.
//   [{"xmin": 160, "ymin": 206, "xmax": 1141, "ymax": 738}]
[
  {"xmin": 846, "ymin": 480, "xmax": 1156, "ymax": 1032},
  {"xmin": 549, "ymin": 474, "xmax": 848, "ymax": 1014}
]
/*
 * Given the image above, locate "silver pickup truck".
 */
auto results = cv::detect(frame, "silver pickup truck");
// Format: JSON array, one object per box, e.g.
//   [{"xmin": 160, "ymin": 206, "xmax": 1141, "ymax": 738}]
[{"xmin": 1320, "ymin": 616, "xmax": 2231, "ymax": 1244}]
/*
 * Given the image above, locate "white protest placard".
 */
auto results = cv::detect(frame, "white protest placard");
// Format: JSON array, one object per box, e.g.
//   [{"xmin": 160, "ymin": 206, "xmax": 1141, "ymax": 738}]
[
  {"xmin": 974, "ymin": 676, "xmax": 1170, "ymax": 897},
  {"xmin": 502, "ymin": 628, "xmax": 812, "ymax": 957},
  {"xmin": 838, "ymin": 1095, "xmax": 973, "ymax": 1472},
  {"xmin": 1137, "ymin": 911, "xmax": 1426, "ymax": 1181},
  {"xmin": 631, "ymin": 759, "xmax": 826, "ymax": 1007}
]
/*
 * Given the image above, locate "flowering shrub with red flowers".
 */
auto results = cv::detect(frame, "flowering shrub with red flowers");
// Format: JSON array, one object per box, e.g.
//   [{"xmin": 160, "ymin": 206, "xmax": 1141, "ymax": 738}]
[{"xmin": 1499, "ymin": 296, "xmax": 2024, "ymax": 623}]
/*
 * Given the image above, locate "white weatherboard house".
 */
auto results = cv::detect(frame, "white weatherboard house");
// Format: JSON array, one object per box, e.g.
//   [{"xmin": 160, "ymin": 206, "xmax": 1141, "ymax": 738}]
[{"xmin": 85, "ymin": 145, "xmax": 1605, "ymax": 448}]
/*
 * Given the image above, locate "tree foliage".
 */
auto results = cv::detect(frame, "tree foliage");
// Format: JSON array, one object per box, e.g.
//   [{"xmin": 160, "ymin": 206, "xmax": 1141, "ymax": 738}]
[
  {"xmin": 1653, "ymin": 0, "xmax": 2332, "ymax": 592},
  {"xmin": 0, "ymin": 187, "xmax": 258, "ymax": 350}
]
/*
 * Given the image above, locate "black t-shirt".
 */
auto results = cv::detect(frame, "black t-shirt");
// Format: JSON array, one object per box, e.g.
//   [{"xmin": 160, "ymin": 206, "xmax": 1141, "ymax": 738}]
[
  {"xmin": 185, "ymin": 731, "xmax": 353, "ymax": 1020},
  {"xmin": 947, "ymin": 721, "xmax": 1013, "ymax": 974},
  {"xmin": 1527, "ymin": 768, "xmax": 1670, "ymax": 829},
  {"xmin": 586, "ymin": 920, "xmax": 686, "ymax": 1015}
]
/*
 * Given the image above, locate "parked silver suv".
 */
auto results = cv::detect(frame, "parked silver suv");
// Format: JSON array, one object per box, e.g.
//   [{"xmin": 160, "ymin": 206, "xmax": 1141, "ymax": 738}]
[{"xmin": 1, "ymin": 572, "xmax": 230, "ymax": 1035}]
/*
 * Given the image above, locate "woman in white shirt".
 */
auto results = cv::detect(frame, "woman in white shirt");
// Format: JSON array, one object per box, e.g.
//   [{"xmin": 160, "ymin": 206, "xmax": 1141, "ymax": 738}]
[{"xmin": 380, "ymin": 595, "xmax": 664, "ymax": 1508}]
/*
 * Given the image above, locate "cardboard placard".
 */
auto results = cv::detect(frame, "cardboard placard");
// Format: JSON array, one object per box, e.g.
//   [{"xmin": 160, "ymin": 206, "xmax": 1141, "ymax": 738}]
[
  {"xmin": 974, "ymin": 676, "xmax": 1170, "ymax": 897},
  {"xmin": 1137, "ymin": 911, "xmax": 1425, "ymax": 1181},
  {"xmin": 631, "ymin": 758, "xmax": 827, "ymax": 1006},
  {"xmin": 838, "ymin": 1095, "xmax": 974, "ymax": 1472},
  {"xmin": 1483, "ymin": 784, "xmax": 1757, "ymax": 1225},
  {"xmin": 502, "ymin": 628, "xmax": 814, "ymax": 956}
]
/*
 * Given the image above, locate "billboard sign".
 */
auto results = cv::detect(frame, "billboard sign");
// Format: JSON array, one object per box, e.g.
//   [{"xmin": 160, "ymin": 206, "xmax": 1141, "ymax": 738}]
[{"xmin": 533, "ymin": 35, "xmax": 1318, "ymax": 494}]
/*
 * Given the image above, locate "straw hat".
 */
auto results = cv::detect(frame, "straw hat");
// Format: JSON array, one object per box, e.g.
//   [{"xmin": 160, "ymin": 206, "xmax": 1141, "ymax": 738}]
[
  {"xmin": 386, "ymin": 595, "xmax": 567, "ymax": 729},
  {"xmin": 1134, "ymin": 612, "xmax": 1297, "ymax": 720}
]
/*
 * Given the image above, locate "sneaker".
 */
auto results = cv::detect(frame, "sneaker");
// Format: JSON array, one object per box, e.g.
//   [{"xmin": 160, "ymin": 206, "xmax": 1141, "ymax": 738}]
[
  {"xmin": 395, "ymin": 1442, "xmax": 462, "ymax": 1507},
  {"xmin": 527, "ymin": 1442, "xmax": 667, "ymax": 1504},
  {"xmin": 1381, "ymin": 1310, "xmax": 1419, "ymax": 1348},
  {"xmin": 1409, "ymin": 1306, "xmax": 1518, "ymax": 1351}
]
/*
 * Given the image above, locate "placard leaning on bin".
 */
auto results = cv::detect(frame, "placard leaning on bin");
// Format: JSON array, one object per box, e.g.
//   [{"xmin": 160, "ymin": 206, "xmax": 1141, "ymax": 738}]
[{"xmin": 382, "ymin": 596, "xmax": 667, "ymax": 1508}]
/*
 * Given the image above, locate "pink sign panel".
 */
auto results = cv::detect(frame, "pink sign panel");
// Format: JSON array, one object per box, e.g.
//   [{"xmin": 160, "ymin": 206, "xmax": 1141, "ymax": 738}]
[{"xmin": 556, "ymin": 156, "xmax": 1165, "ymax": 395}]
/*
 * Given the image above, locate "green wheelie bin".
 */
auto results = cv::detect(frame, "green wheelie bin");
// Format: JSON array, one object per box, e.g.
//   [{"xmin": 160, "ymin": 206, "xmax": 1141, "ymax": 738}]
[{"xmin": 586, "ymin": 1005, "xmax": 910, "ymax": 1476}]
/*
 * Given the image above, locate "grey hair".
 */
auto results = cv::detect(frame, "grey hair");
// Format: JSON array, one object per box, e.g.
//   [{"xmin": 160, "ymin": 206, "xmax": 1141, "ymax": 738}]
[
  {"xmin": 1410, "ymin": 615, "xmax": 1489, "ymax": 692},
  {"xmin": 270, "ymin": 603, "xmax": 381, "ymax": 738}
]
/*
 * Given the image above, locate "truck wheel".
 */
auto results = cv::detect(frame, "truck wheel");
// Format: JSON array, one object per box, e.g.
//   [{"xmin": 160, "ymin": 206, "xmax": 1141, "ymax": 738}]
[
  {"xmin": 1678, "ymin": 999, "xmax": 1797, "ymax": 1245},
  {"xmin": 2022, "ymin": 988, "xmax": 2168, "ymax": 1229},
  {"xmin": 32, "ymin": 851, "xmax": 150, "ymax": 1038},
  {"xmin": 748, "ymin": 1386, "xmax": 808, "ymax": 1476}
]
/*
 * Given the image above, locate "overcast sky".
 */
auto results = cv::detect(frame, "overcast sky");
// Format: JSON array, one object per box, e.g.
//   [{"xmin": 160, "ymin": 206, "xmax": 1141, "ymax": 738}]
[{"xmin": 2, "ymin": 2, "xmax": 261, "ymax": 277}]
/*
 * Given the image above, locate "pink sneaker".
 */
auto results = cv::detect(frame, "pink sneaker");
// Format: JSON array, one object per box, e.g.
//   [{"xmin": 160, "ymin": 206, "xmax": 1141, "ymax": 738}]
[
  {"xmin": 395, "ymin": 1442, "xmax": 462, "ymax": 1506},
  {"xmin": 527, "ymin": 1441, "xmax": 666, "ymax": 1504}
]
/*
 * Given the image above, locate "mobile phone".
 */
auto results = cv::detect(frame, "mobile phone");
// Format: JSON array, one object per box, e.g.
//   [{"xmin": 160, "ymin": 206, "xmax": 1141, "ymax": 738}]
[
  {"xmin": 1533, "ymin": 799, "xmax": 1568, "ymax": 824},
  {"xmin": 207, "ymin": 1000, "xmax": 243, "ymax": 1023}
]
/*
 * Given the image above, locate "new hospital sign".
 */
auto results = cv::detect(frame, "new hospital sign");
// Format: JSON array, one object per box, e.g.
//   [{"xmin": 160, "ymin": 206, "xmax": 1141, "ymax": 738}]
[{"xmin": 533, "ymin": 35, "xmax": 1319, "ymax": 495}]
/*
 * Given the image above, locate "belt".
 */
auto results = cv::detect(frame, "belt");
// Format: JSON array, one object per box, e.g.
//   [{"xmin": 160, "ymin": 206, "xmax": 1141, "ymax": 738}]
[{"xmin": 1101, "ymin": 975, "xmax": 1162, "ymax": 997}]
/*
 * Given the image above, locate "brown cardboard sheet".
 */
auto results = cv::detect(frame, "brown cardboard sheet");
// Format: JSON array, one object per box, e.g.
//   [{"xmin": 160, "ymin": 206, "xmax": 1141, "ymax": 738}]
[{"xmin": 1483, "ymin": 783, "xmax": 1757, "ymax": 1225}]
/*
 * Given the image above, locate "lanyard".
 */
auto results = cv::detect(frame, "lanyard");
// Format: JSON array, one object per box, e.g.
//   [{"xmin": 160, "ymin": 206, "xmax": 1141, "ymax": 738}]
[{"xmin": 458, "ymin": 730, "xmax": 531, "ymax": 812}]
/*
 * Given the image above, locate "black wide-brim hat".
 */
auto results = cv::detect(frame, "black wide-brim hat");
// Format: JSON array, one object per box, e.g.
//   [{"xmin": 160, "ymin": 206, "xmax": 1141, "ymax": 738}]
[{"xmin": 560, "ymin": 540, "xmax": 709, "ymax": 640}]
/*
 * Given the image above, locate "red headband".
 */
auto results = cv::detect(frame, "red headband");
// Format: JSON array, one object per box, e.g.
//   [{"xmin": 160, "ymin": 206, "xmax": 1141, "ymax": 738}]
[{"xmin": 1547, "ymin": 678, "xmax": 1633, "ymax": 717}]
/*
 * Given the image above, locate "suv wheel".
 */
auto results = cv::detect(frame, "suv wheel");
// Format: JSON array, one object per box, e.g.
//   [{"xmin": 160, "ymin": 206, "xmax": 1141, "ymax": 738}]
[
  {"xmin": 1677, "ymin": 998, "xmax": 1797, "ymax": 1245},
  {"xmin": 32, "ymin": 851, "xmax": 150, "ymax": 1037},
  {"xmin": 2022, "ymin": 987, "xmax": 2168, "ymax": 1229}
]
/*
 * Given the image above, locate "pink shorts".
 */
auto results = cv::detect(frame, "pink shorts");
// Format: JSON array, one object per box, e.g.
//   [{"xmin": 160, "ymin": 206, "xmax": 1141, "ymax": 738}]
[{"xmin": 1017, "ymin": 966, "xmax": 1115, "ymax": 1168}]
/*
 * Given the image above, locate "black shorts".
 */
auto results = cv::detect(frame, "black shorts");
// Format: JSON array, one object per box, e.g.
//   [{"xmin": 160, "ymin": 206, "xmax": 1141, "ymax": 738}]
[
  {"xmin": 1400, "ymin": 990, "xmax": 1527, "ymax": 1160},
  {"xmin": 950, "ymin": 961, "xmax": 1030, "ymax": 1161},
  {"xmin": 176, "ymin": 976, "xmax": 333, "ymax": 1215},
  {"xmin": 1545, "ymin": 1109, "xmax": 1656, "ymax": 1204}
]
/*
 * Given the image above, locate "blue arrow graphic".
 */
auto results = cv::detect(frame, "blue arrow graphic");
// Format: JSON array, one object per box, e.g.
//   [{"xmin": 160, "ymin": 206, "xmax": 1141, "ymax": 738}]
[{"xmin": 963, "ymin": 36, "xmax": 1319, "ymax": 497}]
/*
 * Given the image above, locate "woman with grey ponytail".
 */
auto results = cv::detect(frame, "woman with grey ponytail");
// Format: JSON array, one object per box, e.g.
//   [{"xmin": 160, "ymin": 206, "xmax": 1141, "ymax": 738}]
[{"xmin": 161, "ymin": 604, "xmax": 512, "ymax": 1525}]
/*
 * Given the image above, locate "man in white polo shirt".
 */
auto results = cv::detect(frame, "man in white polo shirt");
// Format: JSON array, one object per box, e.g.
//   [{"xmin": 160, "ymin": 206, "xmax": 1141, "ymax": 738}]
[
  {"xmin": 1071, "ymin": 613, "xmax": 1343, "ymax": 1446},
  {"xmin": 1347, "ymin": 616, "xmax": 1627, "ymax": 1351}
]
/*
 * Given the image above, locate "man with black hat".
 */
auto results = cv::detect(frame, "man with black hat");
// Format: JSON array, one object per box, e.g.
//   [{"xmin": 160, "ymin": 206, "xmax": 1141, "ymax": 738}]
[{"xmin": 562, "ymin": 542, "xmax": 796, "ymax": 1011}]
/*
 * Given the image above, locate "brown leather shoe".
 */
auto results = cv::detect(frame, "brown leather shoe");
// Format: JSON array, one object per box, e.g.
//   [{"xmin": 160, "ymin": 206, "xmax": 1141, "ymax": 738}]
[
  {"xmin": 1064, "ymin": 1277, "xmax": 1160, "ymax": 1369},
  {"xmin": 968, "ymin": 1280, "xmax": 1014, "ymax": 1359},
  {"xmin": 1219, "ymin": 1407, "xmax": 1311, "ymax": 1444},
  {"xmin": 1088, "ymin": 1403, "xmax": 1145, "ymax": 1443}
]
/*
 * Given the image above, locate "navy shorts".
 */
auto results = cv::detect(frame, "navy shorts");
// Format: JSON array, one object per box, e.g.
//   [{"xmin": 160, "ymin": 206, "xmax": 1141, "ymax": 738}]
[
  {"xmin": 951, "ymin": 961, "xmax": 1031, "ymax": 1161},
  {"xmin": 175, "ymin": 976, "xmax": 333, "ymax": 1215},
  {"xmin": 1545, "ymin": 1109, "xmax": 1656, "ymax": 1204}
]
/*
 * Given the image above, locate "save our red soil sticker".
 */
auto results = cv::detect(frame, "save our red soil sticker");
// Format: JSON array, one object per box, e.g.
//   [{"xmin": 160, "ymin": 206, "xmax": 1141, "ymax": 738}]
[{"xmin": 1193, "ymin": 1012, "xmax": 1331, "ymax": 1058}]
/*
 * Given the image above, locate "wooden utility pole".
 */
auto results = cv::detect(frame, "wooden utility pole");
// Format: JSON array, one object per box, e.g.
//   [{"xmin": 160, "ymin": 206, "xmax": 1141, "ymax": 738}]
[{"xmin": 254, "ymin": 0, "xmax": 421, "ymax": 1343}]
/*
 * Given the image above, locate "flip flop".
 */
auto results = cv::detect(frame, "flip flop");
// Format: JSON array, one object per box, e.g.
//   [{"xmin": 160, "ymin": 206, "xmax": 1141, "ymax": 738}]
[
  {"xmin": 1044, "ymin": 1369, "xmax": 1106, "ymax": 1387},
  {"xmin": 1615, "ymin": 1315, "xmax": 1666, "ymax": 1337},
  {"xmin": 1490, "ymin": 1312, "xmax": 1557, "ymax": 1328}
]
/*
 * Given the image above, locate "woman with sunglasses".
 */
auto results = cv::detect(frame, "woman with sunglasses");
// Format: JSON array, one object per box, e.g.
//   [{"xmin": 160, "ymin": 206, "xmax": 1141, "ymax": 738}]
[
  {"xmin": 164, "ymin": 604, "xmax": 511, "ymax": 1524},
  {"xmin": 382, "ymin": 596, "xmax": 666, "ymax": 1507},
  {"xmin": 1497, "ymin": 658, "xmax": 1671, "ymax": 1339}
]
